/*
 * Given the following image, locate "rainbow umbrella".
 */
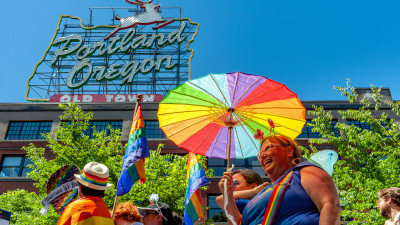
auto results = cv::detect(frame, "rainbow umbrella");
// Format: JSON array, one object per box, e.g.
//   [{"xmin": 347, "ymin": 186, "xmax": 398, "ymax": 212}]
[{"xmin": 157, "ymin": 72, "xmax": 305, "ymax": 165}]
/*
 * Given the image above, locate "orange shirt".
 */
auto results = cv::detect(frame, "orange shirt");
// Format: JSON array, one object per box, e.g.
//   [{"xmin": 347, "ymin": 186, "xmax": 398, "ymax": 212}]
[{"xmin": 57, "ymin": 196, "xmax": 114, "ymax": 225}]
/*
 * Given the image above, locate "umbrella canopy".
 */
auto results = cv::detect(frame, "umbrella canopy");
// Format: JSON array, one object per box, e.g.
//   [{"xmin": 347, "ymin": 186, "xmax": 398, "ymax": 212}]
[
  {"xmin": 157, "ymin": 72, "xmax": 306, "ymax": 159},
  {"xmin": 308, "ymin": 149, "xmax": 339, "ymax": 176}
]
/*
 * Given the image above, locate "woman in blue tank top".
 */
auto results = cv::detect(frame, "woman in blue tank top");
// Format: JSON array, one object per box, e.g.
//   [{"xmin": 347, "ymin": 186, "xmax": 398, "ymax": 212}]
[{"xmin": 218, "ymin": 133, "xmax": 341, "ymax": 225}]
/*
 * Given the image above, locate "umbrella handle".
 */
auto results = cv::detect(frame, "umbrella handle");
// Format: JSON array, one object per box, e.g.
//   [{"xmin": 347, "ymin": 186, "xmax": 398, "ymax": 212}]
[{"xmin": 224, "ymin": 165, "xmax": 236, "ymax": 225}]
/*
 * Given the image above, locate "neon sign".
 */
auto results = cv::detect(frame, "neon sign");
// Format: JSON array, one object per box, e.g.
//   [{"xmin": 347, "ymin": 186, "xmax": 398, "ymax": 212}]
[
  {"xmin": 26, "ymin": 3, "xmax": 199, "ymax": 102},
  {"xmin": 51, "ymin": 23, "xmax": 188, "ymax": 89}
]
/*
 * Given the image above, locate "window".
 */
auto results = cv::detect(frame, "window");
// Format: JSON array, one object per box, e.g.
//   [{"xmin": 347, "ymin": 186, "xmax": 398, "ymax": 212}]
[
  {"xmin": 84, "ymin": 120, "xmax": 123, "ymax": 138},
  {"xmin": 347, "ymin": 119, "xmax": 370, "ymax": 130},
  {"xmin": 6, "ymin": 121, "xmax": 52, "ymax": 140},
  {"xmin": 208, "ymin": 195, "xmax": 226, "ymax": 221},
  {"xmin": 330, "ymin": 120, "xmax": 340, "ymax": 137},
  {"xmin": 0, "ymin": 156, "xmax": 33, "ymax": 177},
  {"xmin": 145, "ymin": 121, "xmax": 166, "ymax": 139},
  {"xmin": 298, "ymin": 120, "xmax": 321, "ymax": 138},
  {"xmin": 207, "ymin": 157, "xmax": 264, "ymax": 177},
  {"xmin": 298, "ymin": 119, "xmax": 339, "ymax": 138}
]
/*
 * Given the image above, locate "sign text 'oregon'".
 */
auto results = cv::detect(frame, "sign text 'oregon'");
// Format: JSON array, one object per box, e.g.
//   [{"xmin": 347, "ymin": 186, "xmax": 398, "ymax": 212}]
[{"xmin": 52, "ymin": 23, "xmax": 188, "ymax": 89}]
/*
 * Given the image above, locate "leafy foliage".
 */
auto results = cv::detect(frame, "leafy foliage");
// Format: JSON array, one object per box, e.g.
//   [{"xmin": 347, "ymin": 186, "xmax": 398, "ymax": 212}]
[
  {"xmin": 0, "ymin": 189, "xmax": 59, "ymax": 224},
  {"xmin": 0, "ymin": 103, "xmax": 212, "ymax": 224},
  {"xmin": 302, "ymin": 80, "xmax": 400, "ymax": 224},
  {"xmin": 24, "ymin": 103, "xmax": 124, "ymax": 195}
]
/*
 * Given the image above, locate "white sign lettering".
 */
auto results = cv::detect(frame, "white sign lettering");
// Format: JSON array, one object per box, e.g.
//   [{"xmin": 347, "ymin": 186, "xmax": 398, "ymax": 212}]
[{"xmin": 51, "ymin": 22, "xmax": 188, "ymax": 89}]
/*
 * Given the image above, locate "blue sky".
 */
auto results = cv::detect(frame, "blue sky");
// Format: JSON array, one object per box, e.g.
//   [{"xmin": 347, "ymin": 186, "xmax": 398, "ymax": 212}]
[{"xmin": 1, "ymin": 0, "xmax": 400, "ymax": 103}]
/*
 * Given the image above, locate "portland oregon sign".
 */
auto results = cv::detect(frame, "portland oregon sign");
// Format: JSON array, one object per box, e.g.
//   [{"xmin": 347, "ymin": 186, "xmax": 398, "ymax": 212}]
[{"xmin": 26, "ymin": 0, "xmax": 198, "ymax": 102}]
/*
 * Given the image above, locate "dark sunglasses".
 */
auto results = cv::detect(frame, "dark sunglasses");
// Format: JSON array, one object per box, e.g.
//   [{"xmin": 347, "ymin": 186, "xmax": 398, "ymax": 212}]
[{"xmin": 145, "ymin": 211, "xmax": 159, "ymax": 216}]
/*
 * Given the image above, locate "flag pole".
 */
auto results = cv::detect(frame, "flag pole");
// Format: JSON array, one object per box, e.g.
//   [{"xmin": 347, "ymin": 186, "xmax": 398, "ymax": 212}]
[{"xmin": 111, "ymin": 94, "xmax": 143, "ymax": 219}]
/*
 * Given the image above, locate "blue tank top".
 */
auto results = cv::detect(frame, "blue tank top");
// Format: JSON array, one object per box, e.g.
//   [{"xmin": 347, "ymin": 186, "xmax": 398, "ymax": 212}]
[{"xmin": 241, "ymin": 162, "xmax": 320, "ymax": 225}]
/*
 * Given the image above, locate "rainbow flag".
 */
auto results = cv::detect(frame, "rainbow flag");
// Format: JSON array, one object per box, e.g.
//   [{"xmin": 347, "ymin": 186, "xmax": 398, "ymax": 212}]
[
  {"xmin": 184, "ymin": 153, "xmax": 209, "ymax": 225},
  {"xmin": 57, "ymin": 196, "xmax": 113, "ymax": 225},
  {"xmin": 116, "ymin": 105, "xmax": 150, "ymax": 196}
]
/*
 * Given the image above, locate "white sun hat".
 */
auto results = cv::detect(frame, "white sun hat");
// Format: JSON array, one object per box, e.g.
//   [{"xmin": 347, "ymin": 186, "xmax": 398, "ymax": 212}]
[{"xmin": 74, "ymin": 162, "xmax": 112, "ymax": 190}]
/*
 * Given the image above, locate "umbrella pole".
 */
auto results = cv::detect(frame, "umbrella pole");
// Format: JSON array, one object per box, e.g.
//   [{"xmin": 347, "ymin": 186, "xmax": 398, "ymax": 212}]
[{"xmin": 227, "ymin": 125, "xmax": 232, "ymax": 170}]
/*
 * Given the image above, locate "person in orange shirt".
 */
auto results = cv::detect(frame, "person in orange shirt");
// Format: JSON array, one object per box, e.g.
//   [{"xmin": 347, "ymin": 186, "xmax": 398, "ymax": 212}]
[{"xmin": 57, "ymin": 162, "xmax": 114, "ymax": 225}]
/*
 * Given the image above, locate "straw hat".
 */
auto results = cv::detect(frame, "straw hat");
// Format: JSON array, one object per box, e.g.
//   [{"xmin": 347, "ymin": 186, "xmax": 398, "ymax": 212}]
[{"xmin": 74, "ymin": 162, "xmax": 112, "ymax": 190}]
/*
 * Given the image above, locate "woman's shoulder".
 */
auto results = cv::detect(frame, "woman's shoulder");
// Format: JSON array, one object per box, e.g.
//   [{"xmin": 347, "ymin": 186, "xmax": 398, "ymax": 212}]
[
  {"xmin": 294, "ymin": 161, "xmax": 323, "ymax": 170},
  {"xmin": 297, "ymin": 162, "xmax": 332, "ymax": 184}
]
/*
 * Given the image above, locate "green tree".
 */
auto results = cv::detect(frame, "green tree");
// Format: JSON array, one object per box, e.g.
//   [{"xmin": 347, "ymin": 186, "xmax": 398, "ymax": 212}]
[
  {"xmin": 24, "ymin": 103, "xmax": 125, "ymax": 195},
  {"xmin": 304, "ymin": 80, "xmax": 400, "ymax": 224},
  {"xmin": 0, "ymin": 189, "xmax": 59, "ymax": 225}
]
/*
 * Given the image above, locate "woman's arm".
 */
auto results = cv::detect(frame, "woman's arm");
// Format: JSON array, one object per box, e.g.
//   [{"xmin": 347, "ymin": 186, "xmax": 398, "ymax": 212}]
[
  {"xmin": 216, "ymin": 182, "xmax": 269, "ymax": 208},
  {"xmin": 218, "ymin": 172, "xmax": 242, "ymax": 225},
  {"xmin": 300, "ymin": 166, "xmax": 341, "ymax": 225}
]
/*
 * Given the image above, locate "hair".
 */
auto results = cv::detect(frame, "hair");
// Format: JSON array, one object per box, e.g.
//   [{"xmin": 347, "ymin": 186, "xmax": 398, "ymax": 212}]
[
  {"xmin": 232, "ymin": 169, "xmax": 263, "ymax": 185},
  {"xmin": 172, "ymin": 212, "xmax": 183, "ymax": 225},
  {"xmin": 377, "ymin": 187, "xmax": 400, "ymax": 207},
  {"xmin": 114, "ymin": 202, "xmax": 141, "ymax": 223},
  {"xmin": 79, "ymin": 184, "xmax": 105, "ymax": 198},
  {"xmin": 260, "ymin": 134, "xmax": 302, "ymax": 167}
]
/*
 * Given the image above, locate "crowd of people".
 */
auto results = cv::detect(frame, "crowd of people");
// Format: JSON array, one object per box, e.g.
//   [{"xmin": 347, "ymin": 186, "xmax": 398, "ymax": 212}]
[
  {"xmin": 57, "ymin": 162, "xmax": 182, "ymax": 225},
  {"xmin": 55, "ymin": 132, "xmax": 400, "ymax": 225}
]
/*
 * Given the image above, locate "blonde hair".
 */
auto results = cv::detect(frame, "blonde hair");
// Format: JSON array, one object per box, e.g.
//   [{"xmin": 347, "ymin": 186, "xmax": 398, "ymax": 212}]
[{"xmin": 261, "ymin": 134, "xmax": 302, "ymax": 166}]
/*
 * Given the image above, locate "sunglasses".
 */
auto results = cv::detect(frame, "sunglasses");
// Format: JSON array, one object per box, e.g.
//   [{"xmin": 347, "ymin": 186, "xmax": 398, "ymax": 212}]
[
  {"xmin": 233, "ymin": 180, "xmax": 247, "ymax": 186},
  {"xmin": 145, "ymin": 211, "xmax": 159, "ymax": 216},
  {"xmin": 145, "ymin": 204, "xmax": 167, "ymax": 221}
]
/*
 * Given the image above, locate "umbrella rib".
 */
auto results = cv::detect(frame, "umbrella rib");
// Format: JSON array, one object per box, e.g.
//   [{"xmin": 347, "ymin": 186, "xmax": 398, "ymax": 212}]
[
  {"xmin": 242, "ymin": 113, "xmax": 303, "ymax": 135},
  {"xmin": 232, "ymin": 76, "xmax": 263, "ymax": 108},
  {"xmin": 233, "ymin": 126, "xmax": 245, "ymax": 159},
  {"xmin": 231, "ymin": 73, "xmax": 240, "ymax": 109},
  {"xmin": 159, "ymin": 107, "xmax": 228, "ymax": 126},
  {"xmin": 157, "ymin": 108, "xmax": 218, "ymax": 116},
  {"xmin": 169, "ymin": 90, "xmax": 226, "ymax": 108},
  {"xmin": 237, "ymin": 113, "xmax": 273, "ymax": 134},
  {"xmin": 209, "ymin": 74, "xmax": 231, "ymax": 107},
  {"xmin": 187, "ymin": 74, "xmax": 230, "ymax": 107},
  {"xmin": 186, "ymin": 81, "xmax": 227, "ymax": 107},
  {"xmin": 165, "ymin": 117, "xmax": 212, "ymax": 137},
  {"xmin": 236, "ymin": 85, "xmax": 295, "ymax": 107},
  {"xmin": 242, "ymin": 111, "xmax": 306, "ymax": 123},
  {"xmin": 235, "ymin": 94, "xmax": 302, "ymax": 115},
  {"xmin": 242, "ymin": 106, "xmax": 305, "ymax": 110},
  {"xmin": 235, "ymin": 124, "xmax": 260, "ymax": 157},
  {"xmin": 192, "ymin": 123, "xmax": 219, "ymax": 155},
  {"xmin": 207, "ymin": 127, "xmax": 223, "ymax": 158}
]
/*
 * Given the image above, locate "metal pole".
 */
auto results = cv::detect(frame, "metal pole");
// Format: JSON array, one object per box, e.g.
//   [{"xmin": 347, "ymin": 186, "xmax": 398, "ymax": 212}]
[{"xmin": 111, "ymin": 94, "xmax": 143, "ymax": 219}]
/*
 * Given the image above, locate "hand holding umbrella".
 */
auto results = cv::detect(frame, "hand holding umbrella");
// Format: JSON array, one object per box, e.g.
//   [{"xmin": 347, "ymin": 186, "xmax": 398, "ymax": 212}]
[{"xmin": 158, "ymin": 72, "xmax": 306, "ymax": 224}]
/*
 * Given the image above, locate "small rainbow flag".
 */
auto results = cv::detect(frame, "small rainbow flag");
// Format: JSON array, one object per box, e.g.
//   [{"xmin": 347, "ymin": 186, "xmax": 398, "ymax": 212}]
[
  {"xmin": 116, "ymin": 105, "xmax": 150, "ymax": 196},
  {"xmin": 183, "ymin": 153, "xmax": 209, "ymax": 225}
]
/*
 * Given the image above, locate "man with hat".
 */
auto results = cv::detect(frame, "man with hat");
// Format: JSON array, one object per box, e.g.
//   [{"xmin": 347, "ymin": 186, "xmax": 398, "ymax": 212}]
[
  {"xmin": 58, "ymin": 162, "xmax": 114, "ymax": 225},
  {"xmin": 137, "ymin": 195, "xmax": 178, "ymax": 225}
]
